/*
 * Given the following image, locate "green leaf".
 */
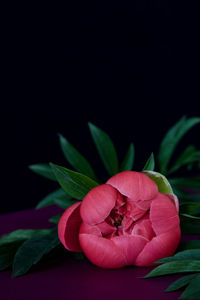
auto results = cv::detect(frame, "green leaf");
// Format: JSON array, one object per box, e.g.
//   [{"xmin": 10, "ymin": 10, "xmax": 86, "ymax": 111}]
[
  {"xmin": 120, "ymin": 143, "xmax": 135, "ymax": 171},
  {"xmin": 59, "ymin": 134, "xmax": 97, "ymax": 180},
  {"xmin": 191, "ymin": 205, "xmax": 200, "ymax": 216},
  {"xmin": 180, "ymin": 213, "xmax": 200, "ymax": 234},
  {"xmin": 181, "ymin": 222, "xmax": 200, "ymax": 234},
  {"xmin": 143, "ymin": 171, "xmax": 173, "ymax": 194},
  {"xmin": 0, "ymin": 229, "xmax": 50, "ymax": 246},
  {"xmin": 165, "ymin": 274, "xmax": 197, "ymax": 292},
  {"xmin": 181, "ymin": 213, "xmax": 200, "ymax": 220},
  {"xmin": 170, "ymin": 186, "xmax": 187, "ymax": 201},
  {"xmin": 180, "ymin": 274, "xmax": 200, "ymax": 299},
  {"xmin": 29, "ymin": 163, "xmax": 56, "ymax": 181},
  {"xmin": 171, "ymin": 187, "xmax": 200, "ymax": 201},
  {"xmin": 54, "ymin": 198, "xmax": 76, "ymax": 209},
  {"xmin": 173, "ymin": 188, "xmax": 200, "ymax": 207},
  {"xmin": 12, "ymin": 229, "xmax": 60, "ymax": 277},
  {"xmin": 156, "ymin": 249, "xmax": 200, "ymax": 263},
  {"xmin": 36, "ymin": 188, "xmax": 72, "ymax": 209},
  {"xmin": 143, "ymin": 153, "xmax": 155, "ymax": 171},
  {"xmin": 0, "ymin": 229, "xmax": 51, "ymax": 272},
  {"xmin": 168, "ymin": 145, "xmax": 200, "ymax": 175},
  {"xmin": 180, "ymin": 203, "xmax": 200, "ymax": 216},
  {"xmin": 88, "ymin": 122, "xmax": 119, "ymax": 176},
  {"xmin": 169, "ymin": 177, "xmax": 200, "ymax": 192},
  {"xmin": 158, "ymin": 116, "xmax": 200, "ymax": 174},
  {"xmin": 179, "ymin": 201, "xmax": 200, "ymax": 206},
  {"xmin": 175, "ymin": 190, "xmax": 200, "ymax": 205},
  {"xmin": 50, "ymin": 163, "xmax": 99, "ymax": 200},
  {"xmin": 49, "ymin": 214, "xmax": 62, "ymax": 224},
  {"xmin": 0, "ymin": 243, "xmax": 22, "ymax": 271},
  {"xmin": 144, "ymin": 260, "xmax": 200, "ymax": 278},
  {"xmin": 178, "ymin": 239, "xmax": 200, "ymax": 251}
]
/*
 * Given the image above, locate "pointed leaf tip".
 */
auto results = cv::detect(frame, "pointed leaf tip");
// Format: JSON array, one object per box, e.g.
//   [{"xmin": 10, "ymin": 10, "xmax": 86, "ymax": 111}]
[
  {"xmin": 36, "ymin": 188, "xmax": 73, "ymax": 209},
  {"xmin": 88, "ymin": 122, "xmax": 119, "ymax": 176},
  {"xmin": 179, "ymin": 274, "xmax": 200, "ymax": 299},
  {"xmin": 59, "ymin": 134, "xmax": 96, "ymax": 180},
  {"xmin": 120, "ymin": 143, "xmax": 135, "ymax": 171},
  {"xmin": 144, "ymin": 260, "xmax": 200, "ymax": 278},
  {"xmin": 143, "ymin": 153, "xmax": 155, "ymax": 171},
  {"xmin": 50, "ymin": 163, "xmax": 99, "ymax": 200},
  {"xmin": 12, "ymin": 229, "xmax": 59, "ymax": 277},
  {"xmin": 165, "ymin": 274, "xmax": 198, "ymax": 292},
  {"xmin": 158, "ymin": 116, "xmax": 200, "ymax": 174},
  {"xmin": 29, "ymin": 163, "xmax": 56, "ymax": 181}
]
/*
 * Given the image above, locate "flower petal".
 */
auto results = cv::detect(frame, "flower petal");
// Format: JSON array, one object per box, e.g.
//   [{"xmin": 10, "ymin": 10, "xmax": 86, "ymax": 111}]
[
  {"xmin": 115, "ymin": 193, "xmax": 125, "ymax": 208},
  {"xmin": 79, "ymin": 221, "xmax": 116, "ymax": 239},
  {"xmin": 135, "ymin": 228, "xmax": 181, "ymax": 266},
  {"xmin": 125, "ymin": 199, "xmax": 147, "ymax": 221},
  {"xmin": 135, "ymin": 199, "xmax": 152, "ymax": 210},
  {"xmin": 79, "ymin": 233, "xmax": 126, "ymax": 268},
  {"xmin": 166, "ymin": 193, "xmax": 179, "ymax": 213},
  {"xmin": 80, "ymin": 184, "xmax": 118, "ymax": 225},
  {"xmin": 132, "ymin": 216, "xmax": 156, "ymax": 241},
  {"xmin": 58, "ymin": 202, "xmax": 82, "ymax": 252},
  {"xmin": 122, "ymin": 215, "xmax": 134, "ymax": 232},
  {"xmin": 111, "ymin": 235, "xmax": 147, "ymax": 265},
  {"xmin": 97, "ymin": 221, "xmax": 116, "ymax": 236},
  {"xmin": 150, "ymin": 192, "xmax": 180, "ymax": 235},
  {"xmin": 79, "ymin": 222, "xmax": 102, "ymax": 236},
  {"xmin": 107, "ymin": 171, "xmax": 158, "ymax": 201}
]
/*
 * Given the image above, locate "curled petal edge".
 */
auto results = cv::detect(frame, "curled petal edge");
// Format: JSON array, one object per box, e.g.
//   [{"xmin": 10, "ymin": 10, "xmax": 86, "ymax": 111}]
[
  {"xmin": 135, "ymin": 228, "xmax": 181, "ymax": 266},
  {"xmin": 107, "ymin": 171, "xmax": 158, "ymax": 201},
  {"xmin": 58, "ymin": 202, "xmax": 82, "ymax": 252},
  {"xmin": 79, "ymin": 233, "xmax": 126, "ymax": 268},
  {"xmin": 80, "ymin": 184, "xmax": 118, "ymax": 225}
]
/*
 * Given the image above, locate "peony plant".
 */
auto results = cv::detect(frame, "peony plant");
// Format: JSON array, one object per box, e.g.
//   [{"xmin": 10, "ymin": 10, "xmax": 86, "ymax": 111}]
[
  {"xmin": 58, "ymin": 171, "xmax": 180, "ymax": 268},
  {"xmin": 1, "ymin": 116, "xmax": 200, "ymax": 299}
]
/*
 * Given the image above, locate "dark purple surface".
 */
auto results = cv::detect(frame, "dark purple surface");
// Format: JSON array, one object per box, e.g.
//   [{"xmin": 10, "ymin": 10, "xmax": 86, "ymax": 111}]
[{"xmin": 0, "ymin": 206, "xmax": 190, "ymax": 300}]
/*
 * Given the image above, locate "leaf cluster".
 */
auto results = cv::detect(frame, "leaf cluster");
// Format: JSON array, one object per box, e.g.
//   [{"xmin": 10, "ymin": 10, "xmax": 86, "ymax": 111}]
[
  {"xmin": 2, "ymin": 116, "xmax": 200, "ymax": 292},
  {"xmin": 144, "ymin": 245, "xmax": 200, "ymax": 299}
]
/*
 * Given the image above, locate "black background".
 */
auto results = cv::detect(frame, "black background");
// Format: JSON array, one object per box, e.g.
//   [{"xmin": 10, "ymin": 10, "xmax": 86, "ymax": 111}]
[{"xmin": 1, "ymin": 1, "xmax": 200, "ymax": 213}]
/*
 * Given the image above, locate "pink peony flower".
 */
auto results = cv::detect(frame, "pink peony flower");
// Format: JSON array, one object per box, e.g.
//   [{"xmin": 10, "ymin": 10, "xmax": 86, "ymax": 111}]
[{"xmin": 58, "ymin": 171, "xmax": 181, "ymax": 268}]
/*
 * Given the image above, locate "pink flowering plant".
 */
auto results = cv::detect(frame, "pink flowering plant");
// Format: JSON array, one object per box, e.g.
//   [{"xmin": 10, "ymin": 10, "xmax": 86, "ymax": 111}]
[
  {"xmin": 1, "ymin": 116, "xmax": 200, "ymax": 299},
  {"xmin": 58, "ymin": 171, "xmax": 180, "ymax": 268}
]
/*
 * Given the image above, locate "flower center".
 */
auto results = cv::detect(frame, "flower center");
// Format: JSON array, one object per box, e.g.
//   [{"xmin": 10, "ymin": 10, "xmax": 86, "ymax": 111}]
[{"xmin": 110, "ymin": 209, "xmax": 123, "ymax": 228}]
